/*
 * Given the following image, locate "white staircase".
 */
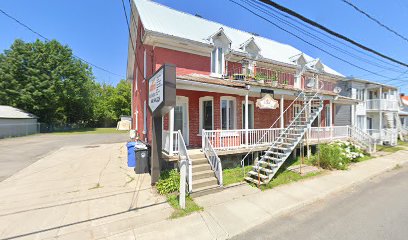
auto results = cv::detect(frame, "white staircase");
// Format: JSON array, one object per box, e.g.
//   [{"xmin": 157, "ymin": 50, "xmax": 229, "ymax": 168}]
[
  {"xmin": 384, "ymin": 112, "xmax": 395, "ymax": 128},
  {"xmin": 245, "ymin": 92, "xmax": 324, "ymax": 185}
]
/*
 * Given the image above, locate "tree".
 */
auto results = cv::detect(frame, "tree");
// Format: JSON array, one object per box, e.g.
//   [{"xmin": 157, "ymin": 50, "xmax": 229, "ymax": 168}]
[{"xmin": 0, "ymin": 39, "xmax": 95, "ymax": 125}]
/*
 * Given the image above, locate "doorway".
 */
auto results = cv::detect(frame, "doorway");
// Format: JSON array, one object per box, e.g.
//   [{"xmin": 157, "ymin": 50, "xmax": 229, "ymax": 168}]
[{"xmin": 174, "ymin": 96, "xmax": 189, "ymax": 145}]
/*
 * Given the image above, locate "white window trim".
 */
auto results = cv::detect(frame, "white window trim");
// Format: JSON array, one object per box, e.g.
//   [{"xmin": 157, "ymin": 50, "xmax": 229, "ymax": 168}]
[
  {"xmin": 143, "ymin": 49, "xmax": 147, "ymax": 80},
  {"xmin": 175, "ymin": 96, "xmax": 189, "ymax": 145},
  {"xmin": 135, "ymin": 66, "xmax": 138, "ymax": 91},
  {"xmin": 220, "ymin": 96, "xmax": 237, "ymax": 130},
  {"xmin": 210, "ymin": 47, "xmax": 225, "ymax": 78},
  {"xmin": 199, "ymin": 96, "xmax": 214, "ymax": 135},
  {"xmin": 241, "ymin": 100, "xmax": 254, "ymax": 129}
]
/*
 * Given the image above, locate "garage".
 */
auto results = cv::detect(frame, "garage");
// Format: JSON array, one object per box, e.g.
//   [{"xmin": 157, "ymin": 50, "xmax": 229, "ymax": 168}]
[{"xmin": 0, "ymin": 105, "xmax": 39, "ymax": 139}]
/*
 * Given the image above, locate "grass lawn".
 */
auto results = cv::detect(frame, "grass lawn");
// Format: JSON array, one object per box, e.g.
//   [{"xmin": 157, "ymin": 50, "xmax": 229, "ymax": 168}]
[
  {"xmin": 260, "ymin": 170, "xmax": 322, "ymax": 190},
  {"xmin": 167, "ymin": 194, "xmax": 203, "ymax": 219},
  {"xmin": 376, "ymin": 145, "xmax": 405, "ymax": 153},
  {"xmin": 398, "ymin": 140, "xmax": 408, "ymax": 147},
  {"xmin": 223, "ymin": 165, "xmax": 253, "ymax": 186},
  {"xmin": 51, "ymin": 128, "xmax": 127, "ymax": 135}
]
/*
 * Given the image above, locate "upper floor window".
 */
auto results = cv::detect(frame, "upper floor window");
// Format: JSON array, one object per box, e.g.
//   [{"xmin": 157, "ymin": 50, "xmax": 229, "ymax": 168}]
[
  {"xmin": 356, "ymin": 89, "xmax": 365, "ymax": 101},
  {"xmin": 211, "ymin": 47, "xmax": 224, "ymax": 76}
]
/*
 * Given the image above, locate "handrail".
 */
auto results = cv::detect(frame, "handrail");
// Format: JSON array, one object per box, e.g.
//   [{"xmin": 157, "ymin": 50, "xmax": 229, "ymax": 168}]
[
  {"xmin": 348, "ymin": 126, "xmax": 376, "ymax": 153},
  {"xmin": 202, "ymin": 133, "xmax": 223, "ymax": 186},
  {"xmin": 177, "ymin": 130, "xmax": 192, "ymax": 193},
  {"xmin": 240, "ymin": 90, "xmax": 306, "ymax": 167}
]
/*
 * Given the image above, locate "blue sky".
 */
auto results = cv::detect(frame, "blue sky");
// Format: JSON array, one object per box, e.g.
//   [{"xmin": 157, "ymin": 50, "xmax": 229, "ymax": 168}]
[{"xmin": 1, "ymin": 0, "xmax": 408, "ymax": 92}]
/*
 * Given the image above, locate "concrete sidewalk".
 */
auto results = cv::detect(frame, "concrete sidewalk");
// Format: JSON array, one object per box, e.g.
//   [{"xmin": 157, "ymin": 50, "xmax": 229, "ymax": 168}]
[
  {"xmin": 1, "ymin": 146, "xmax": 407, "ymax": 240},
  {"xmin": 131, "ymin": 150, "xmax": 408, "ymax": 240},
  {"xmin": 0, "ymin": 143, "xmax": 171, "ymax": 240}
]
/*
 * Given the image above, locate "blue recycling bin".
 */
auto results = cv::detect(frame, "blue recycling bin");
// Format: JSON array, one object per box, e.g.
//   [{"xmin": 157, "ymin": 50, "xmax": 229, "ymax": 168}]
[{"xmin": 126, "ymin": 142, "xmax": 136, "ymax": 167}]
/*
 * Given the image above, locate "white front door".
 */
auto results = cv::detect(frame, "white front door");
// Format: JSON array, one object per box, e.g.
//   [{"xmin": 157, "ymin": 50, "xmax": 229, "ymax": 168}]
[{"xmin": 174, "ymin": 96, "xmax": 189, "ymax": 145}]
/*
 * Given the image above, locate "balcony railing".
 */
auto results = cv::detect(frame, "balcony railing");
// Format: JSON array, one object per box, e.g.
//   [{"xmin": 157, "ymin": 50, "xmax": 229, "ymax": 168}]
[
  {"xmin": 367, "ymin": 128, "xmax": 398, "ymax": 145},
  {"xmin": 366, "ymin": 99, "xmax": 399, "ymax": 111},
  {"xmin": 226, "ymin": 65, "xmax": 295, "ymax": 87}
]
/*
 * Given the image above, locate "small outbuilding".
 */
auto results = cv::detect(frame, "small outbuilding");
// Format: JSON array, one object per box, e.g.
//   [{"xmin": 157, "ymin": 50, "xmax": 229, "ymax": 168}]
[{"xmin": 0, "ymin": 105, "xmax": 39, "ymax": 138}]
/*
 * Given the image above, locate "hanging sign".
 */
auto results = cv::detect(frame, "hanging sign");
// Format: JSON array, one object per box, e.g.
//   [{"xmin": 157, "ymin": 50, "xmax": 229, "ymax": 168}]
[
  {"xmin": 256, "ymin": 94, "xmax": 279, "ymax": 109},
  {"xmin": 148, "ymin": 64, "xmax": 176, "ymax": 116}
]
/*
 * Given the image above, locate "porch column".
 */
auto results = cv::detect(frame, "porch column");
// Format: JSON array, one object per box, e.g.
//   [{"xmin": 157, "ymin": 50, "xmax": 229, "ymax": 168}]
[
  {"xmin": 245, "ymin": 92, "xmax": 249, "ymax": 146},
  {"xmin": 379, "ymin": 87, "xmax": 383, "ymax": 142},
  {"xmin": 280, "ymin": 96, "xmax": 284, "ymax": 129},
  {"xmin": 330, "ymin": 100, "xmax": 333, "ymax": 140},
  {"xmin": 169, "ymin": 107, "xmax": 174, "ymax": 155}
]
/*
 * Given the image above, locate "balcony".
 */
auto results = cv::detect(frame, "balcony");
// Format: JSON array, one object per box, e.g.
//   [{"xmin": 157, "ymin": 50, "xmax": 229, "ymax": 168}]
[
  {"xmin": 226, "ymin": 65, "xmax": 295, "ymax": 88},
  {"xmin": 366, "ymin": 99, "xmax": 399, "ymax": 111}
]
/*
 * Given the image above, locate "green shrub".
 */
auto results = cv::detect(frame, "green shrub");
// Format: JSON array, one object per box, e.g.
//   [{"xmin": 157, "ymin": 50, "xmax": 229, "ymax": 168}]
[
  {"xmin": 156, "ymin": 169, "xmax": 180, "ymax": 195},
  {"xmin": 311, "ymin": 144, "xmax": 349, "ymax": 170}
]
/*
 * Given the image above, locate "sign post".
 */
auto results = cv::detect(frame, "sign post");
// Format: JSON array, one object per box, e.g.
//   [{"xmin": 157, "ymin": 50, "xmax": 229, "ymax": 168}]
[{"xmin": 148, "ymin": 64, "xmax": 176, "ymax": 185}]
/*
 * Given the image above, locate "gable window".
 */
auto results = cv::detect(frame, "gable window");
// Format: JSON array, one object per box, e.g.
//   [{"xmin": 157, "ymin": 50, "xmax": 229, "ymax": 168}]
[
  {"xmin": 221, "ymin": 97, "xmax": 236, "ymax": 130},
  {"xmin": 199, "ymin": 96, "xmax": 214, "ymax": 134},
  {"xmin": 211, "ymin": 47, "xmax": 224, "ymax": 76},
  {"xmin": 242, "ymin": 101, "xmax": 254, "ymax": 129}
]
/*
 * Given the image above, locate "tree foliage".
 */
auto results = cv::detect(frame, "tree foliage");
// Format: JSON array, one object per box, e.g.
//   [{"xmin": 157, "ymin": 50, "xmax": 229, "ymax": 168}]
[{"xmin": 0, "ymin": 39, "xmax": 130, "ymax": 127}]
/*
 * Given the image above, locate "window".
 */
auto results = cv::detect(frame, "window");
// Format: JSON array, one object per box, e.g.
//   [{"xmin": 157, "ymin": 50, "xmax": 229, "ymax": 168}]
[
  {"xmin": 356, "ymin": 89, "xmax": 365, "ymax": 100},
  {"xmin": 143, "ymin": 101, "xmax": 147, "ymax": 134},
  {"xmin": 199, "ymin": 96, "xmax": 214, "ymax": 134},
  {"xmin": 143, "ymin": 50, "xmax": 147, "ymax": 80},
  {"xmin": 211, "ymin": 47, "xmax": 224, "ymax": 76},
  {"xmin": 325, "ymin": 105, "xmax": 331, "ymax": 126},
  {"xmin": 221, "ymin": 97, "xmax": 236, "ymax": 130},
  {"xmin": 242, "ymin": 102, "xmax": 254, "ymax": 129}
]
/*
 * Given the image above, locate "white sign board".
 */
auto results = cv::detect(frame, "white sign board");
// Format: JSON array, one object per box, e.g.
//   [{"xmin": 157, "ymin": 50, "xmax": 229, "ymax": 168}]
[
  {"xmin": 148, "ymin": 68, "xmax": 164, "ymax": 112},
  {"xmin": 256, "ymin": 94, "xmax": 279, "ymax": 109}
]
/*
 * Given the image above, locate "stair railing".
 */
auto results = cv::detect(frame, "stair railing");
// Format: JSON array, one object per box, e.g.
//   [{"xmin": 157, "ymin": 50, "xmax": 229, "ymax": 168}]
[
  {"xmin": 177, "ymin": 130, "xmax": 192, "ymax": 193},
  {"xmin": 348, "ymin": 126, "xmax": 376, "ymax": 153},
  {"xmin": 240, "ymin": 90, "xmax": 306, "ymax": 176},
  {"xmin": 202, "ymin": 132, "xmax": 223, "ymax": 186}
]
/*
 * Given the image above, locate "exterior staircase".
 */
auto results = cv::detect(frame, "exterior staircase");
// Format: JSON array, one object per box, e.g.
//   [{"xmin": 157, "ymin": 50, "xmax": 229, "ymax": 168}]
[
  {"xmin": 189, "ymin": 151, "xmax": 222, "ymax": 197},
  {"xmin": 245, "ymin": 92, "xmax": 324, "ymax": 185}
]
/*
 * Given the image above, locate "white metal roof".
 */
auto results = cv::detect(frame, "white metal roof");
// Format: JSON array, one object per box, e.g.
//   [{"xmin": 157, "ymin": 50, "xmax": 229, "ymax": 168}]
[
  {"xmin": 134, "ymin": 0, "xmax": 344, "ymax": 77},
  {"xmin": 0, "ymin": 106, "xmax": 38, "ymax": 119}
]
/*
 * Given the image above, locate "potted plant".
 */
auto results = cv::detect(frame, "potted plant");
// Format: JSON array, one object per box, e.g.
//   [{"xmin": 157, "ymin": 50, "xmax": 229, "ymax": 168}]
[
  {"xmin": 255, "ymin": 72, "xmax": 266, "ymax": 84},
  {"xmin": 233, "ymin": 73, "xmax": 245, "ymax": 80},
  {"xmin": 271, "ymin": 73, "xmax": 278, "ymax": 87}
]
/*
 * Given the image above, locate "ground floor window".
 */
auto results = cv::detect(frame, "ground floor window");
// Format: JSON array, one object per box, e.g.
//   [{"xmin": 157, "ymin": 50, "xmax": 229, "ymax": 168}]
[
  {"xmin": 325, "ymin": 104, "xmax": 331, "ymax": 126},
  {"xmin": 367, "ymin": 117, "xmax": 373, "ymax": 130},
  {"xmin": 221, "ymin": 97, "xmax": 236, "ymax": 130},
  {"xmin": 199, "ymin": 96, "xmax": 214, "ymax": 134},
  {"xmin": 357, "ymin": 115, "xmax": 365, "ymax": 130},
  {"xmin": 242, "ymin": 101, "xmax": 254, "ymax": 129}
]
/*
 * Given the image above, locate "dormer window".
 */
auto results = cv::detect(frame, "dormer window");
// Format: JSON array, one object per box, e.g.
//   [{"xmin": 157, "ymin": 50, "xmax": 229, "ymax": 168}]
[{"xmin": 211, "ymin": 47, "xmax": 224, "ymax": 76}]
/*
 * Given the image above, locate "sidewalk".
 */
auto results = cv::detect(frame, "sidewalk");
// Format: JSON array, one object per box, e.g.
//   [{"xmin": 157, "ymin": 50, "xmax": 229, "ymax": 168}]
[
  {"xmin": 132, "ymin": 150, "xmax": 408, "ymax": 240},
  {"xmin": 0, "ymin": 146, "xmax": 407, "ymax": 240}
]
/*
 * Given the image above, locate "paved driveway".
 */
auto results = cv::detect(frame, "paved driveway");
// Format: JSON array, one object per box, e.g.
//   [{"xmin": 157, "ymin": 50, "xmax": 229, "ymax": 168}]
[{"xmin": 0, "ymin": 133, "xmax": 128, "ymax": 181}]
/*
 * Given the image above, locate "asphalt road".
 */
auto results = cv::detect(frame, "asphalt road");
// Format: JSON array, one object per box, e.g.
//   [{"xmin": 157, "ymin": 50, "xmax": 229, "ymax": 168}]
[
  {"xmin": 0, "ymin": 133, "xmax": 128, "ymax": 181},
  {"xmin": 232, "ymin": 164, "xmax": 408, "ymax": 240}
]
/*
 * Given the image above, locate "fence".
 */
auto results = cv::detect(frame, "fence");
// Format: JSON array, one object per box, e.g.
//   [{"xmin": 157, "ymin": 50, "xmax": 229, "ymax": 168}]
[{"xmin": 0, "ymin": 123, "xmax": 40, "ymax": 139}]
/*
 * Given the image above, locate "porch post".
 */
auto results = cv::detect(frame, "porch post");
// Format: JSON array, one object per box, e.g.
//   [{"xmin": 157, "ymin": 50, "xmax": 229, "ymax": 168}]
[
  {"xmin": 379, "ymin": 87, "xmax": 383, "ymax": 142},
  {"xmin": 280, "ymin": 95, "xmax": 284, "ymax": 129},
  {"xmin": 169, "ymin": 107, "xmax": 174, "ymax": 155},
  {"xmin": 330, "ymin": 100, "xmax": 333, "ymax": 139},
  {"xmin": 245, "ymin": 92, "xmax": 249, "ymax": 146}
]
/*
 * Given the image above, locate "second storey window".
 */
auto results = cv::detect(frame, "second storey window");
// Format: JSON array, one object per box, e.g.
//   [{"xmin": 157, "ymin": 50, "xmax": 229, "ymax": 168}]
[{"xmin": 211, "ymin": 47, "xmax": 224, "ymax": 76}]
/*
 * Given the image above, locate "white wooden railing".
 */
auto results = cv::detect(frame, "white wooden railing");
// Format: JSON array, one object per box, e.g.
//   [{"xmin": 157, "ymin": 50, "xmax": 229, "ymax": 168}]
[
  {"xmin": 202, "ymin": 134, "xmax": 223, "ymax": 186},
  {"xmin": 162, "ymin": 130, "xmax": 179, "ymax": 155},
  {"xmin": 349, "ymin": 126, "xmax": 376, "ymax": 152},
  {"xmin": 366, "ymin": 99, "xmax": 399, "ymax": 111},
  {"xmin": 202, "ymin": 128, "xmax": 281, "ymax": 151},
  {"xmin": 177, "ymin": 130, "xmax": 192, "ymax": 194},
  {"xmin": 367, "ymin": 128, "xmax": 398, "ymax": 146}
]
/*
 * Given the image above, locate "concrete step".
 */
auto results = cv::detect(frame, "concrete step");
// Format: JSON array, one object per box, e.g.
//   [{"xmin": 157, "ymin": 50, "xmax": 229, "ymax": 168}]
[
  {"xmin": 192, "ymin": 170, "xmax": 214, "ymax": 181},
  {"xmin": 192, "ymin": 177, "xmax": 218, "ymax": 189},
  {"xmin": 191, "ymin": 157, "xmax": 207, "ymax": 165},
  {"xmin": 247, "ymin": 171, "xmax": 268, "ymax": 180},
  {"xmin": 191, "ymin": 185, "xmax": 222, "ymax": 198},
  {"xmin": 192, "ymin": 163, "xmax": 211, "ymax": 172},
  {"xmin": 244, "ymin": 176, "xmax": 266, "ymax": 185}
]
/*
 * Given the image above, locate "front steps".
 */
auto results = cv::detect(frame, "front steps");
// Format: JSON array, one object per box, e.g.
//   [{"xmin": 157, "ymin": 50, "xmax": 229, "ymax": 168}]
[{"xmin": 189, "ymin": 152, "xmax": 222, "ymax": 197}]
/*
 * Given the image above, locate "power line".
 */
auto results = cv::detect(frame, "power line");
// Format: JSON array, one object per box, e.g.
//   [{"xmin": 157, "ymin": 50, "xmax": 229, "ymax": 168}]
[
  {"xmin": 341, "ymin": 0, "xmax": 408, "ymax": 43},
  {"xmin": 245, "ymin": 0, "xmax": 407, "ymax": 74},
  {"xmin": 227, "ymin": 0, "xmax": 402, "ymax": 80},
  {"xmin": 257, "ymin": 0, "xmax": 408, "ymax": 68},
  {"xmin": 0, "ymin": 8, "xmax": 124, "ymax": 78}
]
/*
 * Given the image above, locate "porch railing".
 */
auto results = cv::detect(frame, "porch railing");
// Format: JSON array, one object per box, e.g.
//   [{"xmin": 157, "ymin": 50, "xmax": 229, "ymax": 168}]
[
  {"xmin": 162, "ymin": 130, "xmax": 179, "ymax": 155},
  {"xmin": 366, "ymin": 128, "xmax": 398, "ymax": 146},
  {"xmin": 202, "ymin": 128, "xmax": 281, "ymax": 151},
  {"xmin": 226, "ymin": 65, "xmax": 295, "ymax": 87},
  {"xmin": 177, "ymin": 130, "xmax": 192, "ymax": 194},
  {"xmin": 309, "ymin": 126, "xmax": 349, "ymax": 140},
  {"xmin": 366, "ymin": 99, "xmax": 399, "ymax": 111},
  {"xmin": 202, "ymin": 134, "xmax": 223, "ymax": 186},
  {"xmin": 349, "ymin": 126, "xmax": 376, "ymax": 153}
]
